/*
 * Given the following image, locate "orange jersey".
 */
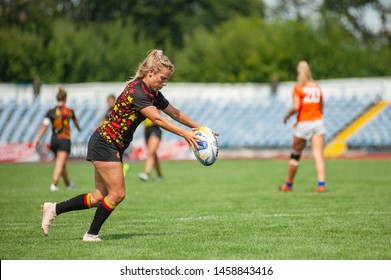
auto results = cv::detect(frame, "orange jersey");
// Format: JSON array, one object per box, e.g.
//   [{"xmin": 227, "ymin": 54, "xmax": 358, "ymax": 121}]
[{"xmin": 293, "ymin": 81, "xmax": 323, "ymax": 122}]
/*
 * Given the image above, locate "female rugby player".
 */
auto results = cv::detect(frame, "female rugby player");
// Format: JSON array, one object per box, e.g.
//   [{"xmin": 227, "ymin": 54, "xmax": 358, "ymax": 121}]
[
  {"xmin": 41, "ymin": 49, "xmax": 218, "ymax": 241},
  {"xmin": 279, "ymin": 60, "xmax": 326, "ymax": 193}
]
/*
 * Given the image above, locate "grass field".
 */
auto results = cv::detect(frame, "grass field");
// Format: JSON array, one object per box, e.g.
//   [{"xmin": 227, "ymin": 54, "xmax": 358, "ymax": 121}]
[{"xmin": 1, "ymin": 159, "xmax": 390, "ymax": 260}]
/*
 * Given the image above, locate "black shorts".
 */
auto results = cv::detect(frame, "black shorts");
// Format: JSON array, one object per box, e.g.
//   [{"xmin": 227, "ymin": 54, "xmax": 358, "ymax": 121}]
[
  {"xmin": 86, "ymin": 130, "xmax": 123, "ymax": 162},
  {"xmin": 50, "ymin": 135, "xmax": 71, "ymax": 154},
  {"xmin": 145, "ymin": 125, "xmax": 162, "ymax": 141}
]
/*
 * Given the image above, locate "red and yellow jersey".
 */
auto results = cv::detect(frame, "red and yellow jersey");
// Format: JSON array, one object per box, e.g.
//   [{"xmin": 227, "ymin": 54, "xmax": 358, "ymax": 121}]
[
  {"xmin": 45, "ymin": 105, "xmax": 76, "ymax": 140},
  {"xmin": 293, "ymin": 81, "xmax": 323, "ymax": 122},
  {"xmin": 98, "ymin": 78, "xmax": 169, "ymax": 151}
]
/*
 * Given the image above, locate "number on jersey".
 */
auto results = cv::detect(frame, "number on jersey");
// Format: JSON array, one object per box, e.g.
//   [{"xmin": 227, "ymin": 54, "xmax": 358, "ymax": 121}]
[{"xmin": 303, "ymin": 86, "xmax": 321, "ymax": 103}]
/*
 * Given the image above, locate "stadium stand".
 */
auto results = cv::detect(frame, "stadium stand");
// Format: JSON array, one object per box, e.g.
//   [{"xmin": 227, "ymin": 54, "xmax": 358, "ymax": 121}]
[
  {"xmin": 10, "ymin": 98, "xmax": 40, "ymax": 143},
  {"xmin": 0, "ymin": 80, "xmax": 390, "ymax": 157},
  {"xmin": 0, "ymin": 98, "xmax": 16, "ymax": 144},
  {"xmin": 21, "ymin": 102, "xmax": 49, "ymax": 143},
  {"xmin": 323, "ymin": 94, "xmax": 382, "ymax": 142},
  {"xmin": 0, "ymin": 93, "xmax": 383, "ymax": 148},
  {"xmin": 0, "ymin": 99, "xmax": 27, "ymax": 144},
  {"xmin": 347, "ymin": 104, "xmax": 391, "ymax": 150}
]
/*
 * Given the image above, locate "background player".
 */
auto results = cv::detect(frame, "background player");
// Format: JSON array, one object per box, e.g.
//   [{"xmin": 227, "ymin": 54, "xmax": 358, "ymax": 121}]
[
  {"xmin": 279, "ymin": 60, "xmax": 326, "ymax": 193},
  {"xmin": 35, "ymin": 87, "xmax": 81, "ymax": 191}
]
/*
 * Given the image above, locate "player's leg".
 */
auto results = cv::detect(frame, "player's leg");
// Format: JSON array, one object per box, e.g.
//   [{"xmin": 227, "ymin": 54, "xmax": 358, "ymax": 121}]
[
  {"xmin": 84, "ymin": 161, "xmax": 125, "ymax": 241},
  {"xmin": 51, "ymin": 150, "xmax": 68, "ymax": 191},
  {"xmin": 279, "ymin": 136, "xmax": 306, "ymax": 191},
  {"xmin": 60, "ymin": 155, "xmax": 75, "ymax": 189},
  {"xmin": 153, "ymin": 136, "xmax": 163, "ymax": 180},
  {"xmin": 311, "ymin": 134, "xmax": 326, "ymax": 192},
  {"xmin": 41, "ymin": 162, "xmax": 107, "ymax": 237},
  {"xmin": 61, "ymin": 164, "xmax": 70, "ymax": 186},
  {"xmin": 154, "ymin": 152, "xmax": 163, "ymax": 179},
  {"xmin": 139, "ymin": 135, "xmax": 159, "ymax": 181}
]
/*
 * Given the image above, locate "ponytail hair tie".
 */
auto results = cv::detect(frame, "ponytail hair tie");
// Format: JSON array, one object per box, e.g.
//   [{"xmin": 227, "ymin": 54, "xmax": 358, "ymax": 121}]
[{"xmin": 156, "ymin": 50, "xmax": 164, "ymax": 57}]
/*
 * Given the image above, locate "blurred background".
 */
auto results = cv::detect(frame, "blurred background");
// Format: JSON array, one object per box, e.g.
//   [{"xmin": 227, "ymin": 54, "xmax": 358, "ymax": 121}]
[{"xmin": 0, "ymin": 0, "xmax": 390, "ymax": 162}]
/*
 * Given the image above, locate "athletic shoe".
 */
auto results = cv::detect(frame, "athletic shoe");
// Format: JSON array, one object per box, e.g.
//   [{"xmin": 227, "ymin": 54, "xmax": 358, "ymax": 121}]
[
  {"xmin": 50, "ymin": 184, "xmax": 59, "ymax": 191},
  {"xmin": 83, "ymin": 232, "xmax": 102, "ymax": 242},
  {"xmin": 66, "ymin": 182, "xmax": 75, "ymax": 190},
  {"xmin": 123, "ymin": 163, "xmax": 131, "ymax": 178},
  {"xmin": 278, "ymin": 184, "xmax": 292, "ymax": 192},
  {"xmin": 317, "ymin": 186, "xmax": 325, "ymax": 193},
  {"xmin": 41, "ymin": 202, "xmax": 57, "ymax": 236},
  {"xmin": 138, "ymin": 172, "xmax": 149, "ymax": 181},
  {"xmin": 156, "ymin": 176, "xmax": 163, "ymax": 182}
]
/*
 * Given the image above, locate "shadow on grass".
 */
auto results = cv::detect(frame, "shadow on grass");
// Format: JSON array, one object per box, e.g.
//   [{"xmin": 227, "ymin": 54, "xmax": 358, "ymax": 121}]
[{"xmin": 106, "ymin": 232, "xmax": 169, "ymax": 240}]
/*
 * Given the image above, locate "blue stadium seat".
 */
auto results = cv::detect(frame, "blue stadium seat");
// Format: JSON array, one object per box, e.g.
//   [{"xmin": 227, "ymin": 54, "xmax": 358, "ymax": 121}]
[
  {"xmin": 0, "ymin": 91, "xmax": 389, "ymax": 152},
  {"xmin": 347, "ymin": 105, "xmax": 391, "ymax": 149},
  {"xmin": 0, "ymin": 100, "xmax": 27, "ymax": 143},
  {"xmin": 10, "ymin": 98, "xmax": 40, "ymax": 143},
  {"xmin": 22, "ymin": 105, "xmax": 50, "ymax": 143},
  {"xmin": 0, "ymin": 99, "xmax": 16, "ymax": 143}
]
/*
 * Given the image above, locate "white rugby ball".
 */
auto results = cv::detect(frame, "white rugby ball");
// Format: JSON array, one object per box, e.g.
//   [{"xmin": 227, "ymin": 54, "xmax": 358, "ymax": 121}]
[{"xmin": 193, "ymin": 126, "xmax": 218, "ymax": 166}]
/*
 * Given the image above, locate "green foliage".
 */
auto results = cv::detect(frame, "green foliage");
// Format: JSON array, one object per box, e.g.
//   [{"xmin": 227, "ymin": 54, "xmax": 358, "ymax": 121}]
[
  {"xmin": 44, "ymin": 19, "xmax": 154, "ymax": 83},
  {"xmin": 1, "ymin": 159, "xmax": 391, "ymax": 260},
  {"xmin": 0, "ymin": 0, "xmax": 390, "ymax": 83},
  {"xmin": 0, "ymin": 26, "xmax": 46, "ymax": 82},
  {"xmin": 175, "ymin": 16, "xmax": 391, "ymax": 83},
  {"xmin": 175, "ymin": 18, "xmax": 285, "ymax": 83}
]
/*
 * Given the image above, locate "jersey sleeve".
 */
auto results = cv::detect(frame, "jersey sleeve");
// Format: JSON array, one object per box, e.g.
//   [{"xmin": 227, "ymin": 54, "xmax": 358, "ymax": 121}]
[
  {"xmin": 132, "ymin": 88, "xmax": 169, "ymax": 111},
  {"xmin": 43, "ymin": 109, "xmax": 53, "ymax": 125},
  {"xmin": 292, "ymin": 84, "xmax": 301, "ymax": 98},
  {"xmin": 43, "ymin": 117, "xmax": 51, "ymax": 126},
  {"xmin": 45, "ymin": 109, "xmax": 51, "ymax": 119},
  {"xmin": 155, "ymin": 91, "xmax": 169, "ymax": 110},
  {"xmin": 132, "ymin": 88, "xmax": 154, "ymax": 110}
]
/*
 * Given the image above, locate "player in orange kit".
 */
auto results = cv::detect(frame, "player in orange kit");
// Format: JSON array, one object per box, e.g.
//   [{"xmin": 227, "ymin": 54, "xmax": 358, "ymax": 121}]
[{"xmin": 279, "ymin": 60, "xmax": 326, "ymax": 193}]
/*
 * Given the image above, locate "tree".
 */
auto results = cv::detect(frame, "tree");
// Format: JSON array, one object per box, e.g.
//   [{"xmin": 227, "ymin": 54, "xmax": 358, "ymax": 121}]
[
  {"xmin": 0, "ymin": 0, "xmax": 57, "ymax": 44},
  {"xmin": 321, "ymin": 0, "xmax": 391, "ymax": 47},
  {"xmin": 130, "ymin": 0, "xmax": 265, "ymax": 47},
  {"xmin": 0, "ymin": 26, "xmax": 46, "ymax": 82}
]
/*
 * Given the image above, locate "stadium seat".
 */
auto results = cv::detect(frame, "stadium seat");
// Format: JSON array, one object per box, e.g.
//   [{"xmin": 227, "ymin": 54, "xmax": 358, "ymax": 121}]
[
  {"xmin": 0, "ymin": 99, "xmax": 16, "ymax": 143},
  {"xmin": 347, "ymin": 104, "xmax": 391, "ymax": 149},
  {"xmin": 0, "ymin": 100, "xmax": 27, "ymax": 143},
  {"xmin": 0, "ymin": 91, "xmax": 389, "ymax": 152},
  {"xmin": 10, "ymin": 98, "xmax": 40, "ymax": 143}
]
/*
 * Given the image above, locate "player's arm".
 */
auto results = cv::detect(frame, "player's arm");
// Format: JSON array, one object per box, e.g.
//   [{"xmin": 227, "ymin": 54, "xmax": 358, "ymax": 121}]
[
  {"xmin": 163, "ymin": 104, "xmax": 220, "ymax": 136},
  {"xmin": 70, "ymin": 110, "xmax": 82, "ymax": 132},
  {"xmin": 283, "ymin": 95, "xmax": 300, "ymax": 124},
  {"xmin": 73, "ymin": 117, "xmax": 82, "ymax": 132},
  {"xmin": 162, "ymin": 103, "xmax": 200, "ymax": 128},
  {"xmin": 140, "ymin": 105, "xmax": 199, "ymax": 150},
  {"xmin": 35, "ymin": 118, "xmax": 50, "ymax": 147}
]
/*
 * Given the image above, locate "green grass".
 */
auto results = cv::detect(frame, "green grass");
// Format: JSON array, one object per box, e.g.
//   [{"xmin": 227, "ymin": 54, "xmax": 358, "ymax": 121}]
[{"xmin": 1, "ymin": 159, "xmax": 390, "ymax": 260}]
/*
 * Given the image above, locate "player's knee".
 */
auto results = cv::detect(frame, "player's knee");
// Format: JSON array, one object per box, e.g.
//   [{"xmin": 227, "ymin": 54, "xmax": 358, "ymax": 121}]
[
  {"xmin": 112, "ymin": 192, "xmax": 126, "ymax": 205},
  {"xmin": 90, "ymin": 193, "xmax": 104, "ymax": 207},
  {"xmin": 289, "ymin": 150, "xmax": 301, "ymax": 166}
]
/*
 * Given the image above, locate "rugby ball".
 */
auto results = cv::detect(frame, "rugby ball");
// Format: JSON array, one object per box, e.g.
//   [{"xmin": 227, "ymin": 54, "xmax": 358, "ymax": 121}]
[{"xmin": 193, "ymin": 126, "xmax": 218, "ymax": 166}]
